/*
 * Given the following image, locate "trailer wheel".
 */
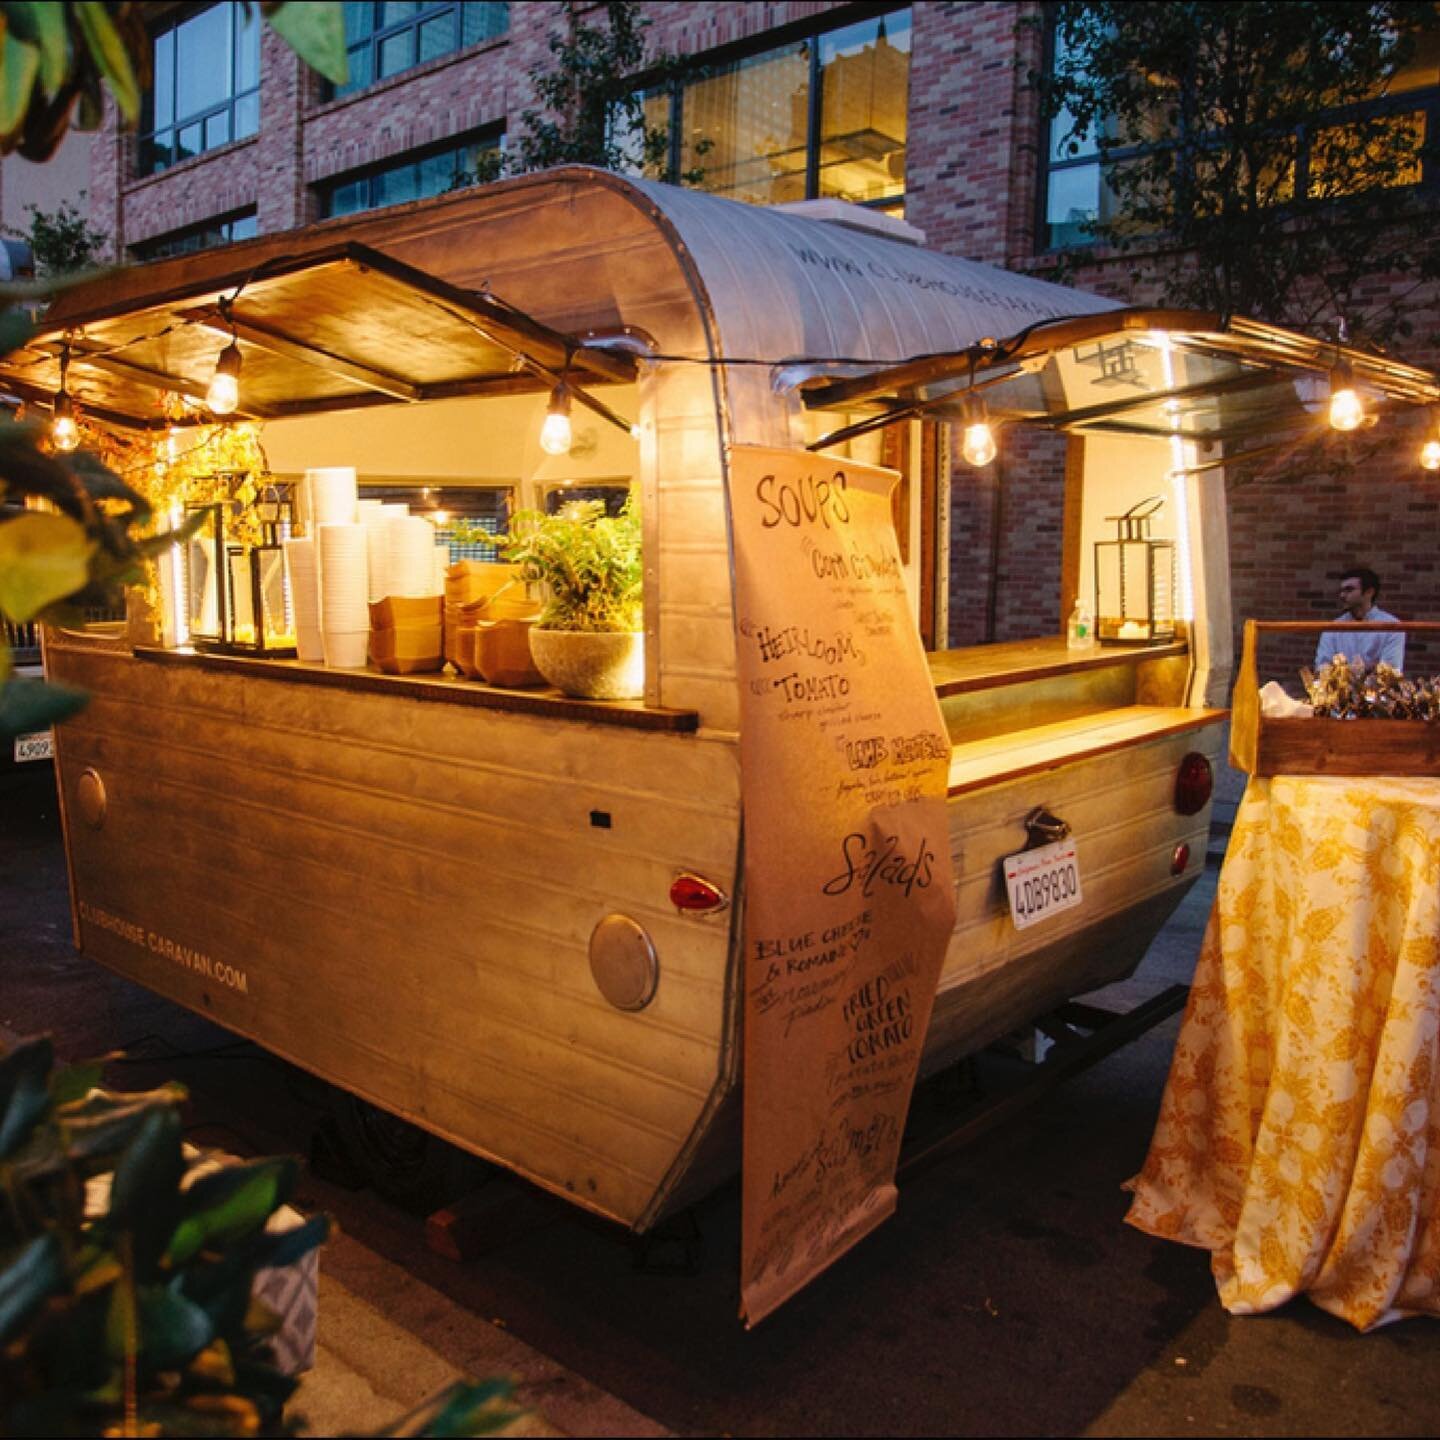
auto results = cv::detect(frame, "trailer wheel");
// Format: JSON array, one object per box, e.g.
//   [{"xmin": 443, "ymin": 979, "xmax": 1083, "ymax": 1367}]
[{"xmin": 331, "ymin": 1094, "xmax": 490, "ymax": 1214}]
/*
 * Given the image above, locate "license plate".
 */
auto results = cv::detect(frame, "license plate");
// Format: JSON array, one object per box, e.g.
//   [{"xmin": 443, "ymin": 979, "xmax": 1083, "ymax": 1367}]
[
  {"xmin": 13, "ymin": 730, "xmax": 53, "ymax": 763},
  {"xmin": 1003, "ymin": 838, "xmax": 1082, "ymax": 931}
]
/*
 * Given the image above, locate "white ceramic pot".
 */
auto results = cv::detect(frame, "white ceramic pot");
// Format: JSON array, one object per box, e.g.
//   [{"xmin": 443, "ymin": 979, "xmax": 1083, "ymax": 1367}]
[{"xmin": 528, "ymin": 628, "xmax": 644, "ymax": 700}]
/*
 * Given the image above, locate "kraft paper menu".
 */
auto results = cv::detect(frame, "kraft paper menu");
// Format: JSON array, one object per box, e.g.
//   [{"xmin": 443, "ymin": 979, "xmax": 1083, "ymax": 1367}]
[{"xmin": 729, "ymin": 445, "xmax": 957, "ymax": 1326}]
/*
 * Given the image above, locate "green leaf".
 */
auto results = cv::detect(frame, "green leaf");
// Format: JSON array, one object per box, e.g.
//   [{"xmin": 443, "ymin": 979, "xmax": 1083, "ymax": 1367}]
[
  {"xmin": 0, "ymin": 510, "xmax": 94, "ymax": 622},
  {"xmin": 49, "ymin": 1059, "xmax": 102, "ymax": 1108},
  {"xmin": 109, "ymin": 1107, "xmax": 184, "ymax": 1278},
  {"xmin": 71, "ymin": 0, "xmax": 138, "ymax": 121},
  {"xmin": 0, "ymin": 23, "xmax": 40, "ymax": 137},
  {"xmin": 0, "ymin": 1033, "xmax": 54, "ymax": 1159},
  {"xmin": 263, "ymin": 0, "xmax": 348, "ymax": 85},
  {"xmin": 133, "ymin": 1282, "xmax": 215, "ymax": 1368},
  {"xmin": 247, "ymin": 1211, "xmax": 329, "ymax": 1271},
  {"xmin": 166, "ymin": 1159, "xmax": 295, "ymax": 1266},
  {"xmin": 0, "ymin": 673, "xmax": 88, "ymax": 740},
  {"xmin": 5, "ymin": 2, "xmax": 68, "ymax": 95},
  {"xmin": 0, "ymin": 1233, "xmax": 62, "ymax": 1342}
]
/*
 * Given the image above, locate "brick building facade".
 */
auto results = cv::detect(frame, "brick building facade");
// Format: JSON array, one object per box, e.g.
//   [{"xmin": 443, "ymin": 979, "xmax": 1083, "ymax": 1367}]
[{"xmin": 85, "ymin": 1, "xmax": 1440, "ymax": 655}]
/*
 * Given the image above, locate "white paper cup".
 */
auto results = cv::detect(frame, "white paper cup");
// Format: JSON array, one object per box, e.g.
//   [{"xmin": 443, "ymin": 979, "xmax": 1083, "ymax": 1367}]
[
  {"xmin": 295, "ymin": 625, "xmax": 325, "ymax": 663},
  {"xmin": 322, "ymin": 629, "xmax": 370, "ymax": 669},
  {"xmin": 308, "ymin": 467, "xmax": 359, "ymax": 527}
]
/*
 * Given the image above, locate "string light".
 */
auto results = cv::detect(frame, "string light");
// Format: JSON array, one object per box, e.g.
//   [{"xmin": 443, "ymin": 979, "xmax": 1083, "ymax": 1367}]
[
  {"xmin": 540, "ymin": 381, "xmax": 573, "ymax": 455},
  {"xmin": 1327, "ymin": 357, "xmax": 1363, "ymax": 432},
  {"xmin": 1422, "ymin": 408, "xmax": 1440, "ymax": 471},
  {"xmin": 960, "ymin": 391, "xmax": 997, "ymax": 467},
  {"xmin": 207, "ymin": 298, "xmax": 241, "ymax": 415},
  {"xmin": 50, "ymin": 344, "xmax": 78, "ymax": 452}
]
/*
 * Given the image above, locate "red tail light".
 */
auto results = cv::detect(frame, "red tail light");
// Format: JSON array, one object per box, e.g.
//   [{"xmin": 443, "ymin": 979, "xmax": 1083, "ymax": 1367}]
[
  {"xmin": 669, "ymin": 872, "xmax": 729, "ymax": 913},
  {"xmin": 1174, "ymin": 752, "xmax": 1214, "ymax": 815}
]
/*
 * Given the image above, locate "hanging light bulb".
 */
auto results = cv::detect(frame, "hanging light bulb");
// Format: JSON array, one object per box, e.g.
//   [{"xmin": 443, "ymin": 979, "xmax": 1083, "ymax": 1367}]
[
  {"xmin": 960, "ymin": 392, "xmax": 997, "ymax": 467},
  {"xmin": 50, "ymin": 388, "xmax": 79, "ymax": 452},
  {"xmin": 50, "ymin": 344, "xmax": 78, "ymax": 451},
  {"xmin": 1327, "ymin": 357, "xmax": 1363, "ymax": 432},
  {"xmin": 1422, "ymin": 438, "xmax": 1440, "ymax": 471},
  {"xmin": 539, "ymin": 382, "xmax": 573, "ymax": 456},
  {"xmin": 207, "ymin": 339, "xmax": 242, "ymax": 415}
]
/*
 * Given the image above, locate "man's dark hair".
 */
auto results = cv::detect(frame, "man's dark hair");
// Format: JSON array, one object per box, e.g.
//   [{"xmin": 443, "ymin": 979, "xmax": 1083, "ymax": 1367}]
[{"xmin": 1341, "ymin": 567, "xmax": 1382, "ymax": 597}]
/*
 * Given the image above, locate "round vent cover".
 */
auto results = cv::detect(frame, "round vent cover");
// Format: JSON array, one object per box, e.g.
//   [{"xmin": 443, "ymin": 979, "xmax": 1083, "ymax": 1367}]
[{"xmin": 588, "ymin": 913, "xmax": 659, "ymax": 1011}]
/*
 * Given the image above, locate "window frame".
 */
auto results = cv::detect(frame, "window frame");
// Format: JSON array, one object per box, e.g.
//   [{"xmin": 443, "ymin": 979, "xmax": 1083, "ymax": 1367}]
[
  {"xmin": 130, "ymin": 210, "xmax": 260, "ymax": 264},
  {"xmin": 641, "ymin": 2, "xmax": 912, "ymax": 212},
  {"xmin": 326, "ymin": 1, "xmax": 510, "ymax": 101},
  {"xmin": 1037, "ymin": 14, "xmax": 1440, "ymax": 254},
  {"xmin": 139, "ymin": 3, "xmax": 262, "ymax": 177},
  {"xmin": 314, "ymin": 128, "xmax": 506, "ymax": 219}
]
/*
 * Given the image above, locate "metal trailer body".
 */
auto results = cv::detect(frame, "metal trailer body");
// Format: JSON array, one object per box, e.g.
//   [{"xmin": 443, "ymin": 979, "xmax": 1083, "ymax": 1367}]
[{"xmin": 38, "ymin": 170, "xmax": 1236, "ymax": 1228}]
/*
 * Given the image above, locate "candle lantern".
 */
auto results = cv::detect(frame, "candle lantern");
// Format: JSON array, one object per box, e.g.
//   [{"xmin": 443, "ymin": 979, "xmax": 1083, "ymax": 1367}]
[
  {"xmin": 1094, "ymin": 496, "xmax": 1175, "ymax": 645},
  {"xmin": 183, "ymin": 501, "xmax": 228, "ymax": 650},
  {"xmin": 184, "ymin": 486, "xmax": 296, "ymax": 656},
  {"xmin": 228, "ymin": 484, "xmax": 296, "ymax": 656}
]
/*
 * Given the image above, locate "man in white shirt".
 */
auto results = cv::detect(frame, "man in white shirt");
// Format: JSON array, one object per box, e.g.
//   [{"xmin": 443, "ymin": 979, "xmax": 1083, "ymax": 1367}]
[{"xmin": 1314, "ymin": 567, "xmax": 1404, "ymax": 671}]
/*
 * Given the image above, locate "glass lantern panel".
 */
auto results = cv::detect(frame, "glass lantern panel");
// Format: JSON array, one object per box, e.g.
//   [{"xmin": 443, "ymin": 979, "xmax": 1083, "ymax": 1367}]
[
  {"xmin": 257, "ymin": 549, "xmax": 291, "ymax": 645},
  {"xmin": 186, "ymin": 527, "xmax": 222, "ymax": 640},
  {"xmin": 229, "ymin": 550, "xmax": 255, "ymax": 644}
]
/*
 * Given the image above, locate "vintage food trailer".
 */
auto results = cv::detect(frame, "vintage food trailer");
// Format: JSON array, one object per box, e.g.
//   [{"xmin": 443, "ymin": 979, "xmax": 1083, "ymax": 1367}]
[{"xmin": 13, "ymin": 168, "xmax": 1439, "ymax": 1230}]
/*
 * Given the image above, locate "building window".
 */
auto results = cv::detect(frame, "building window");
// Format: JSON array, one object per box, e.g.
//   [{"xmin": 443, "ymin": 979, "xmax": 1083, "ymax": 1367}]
[
  {"xmin": 140, "ymin": 4, "xmax": 261, "ymax": 175},
  {"xmin": 316, "ymin": 132, "xmax": 504, "ymax": 217},
  {"xmin": 332, "ymin": 1, "xmax": 509, "ymax": 98},
  {"xmin": 642, "ymin": 7, "xmax": 911, "ymax": 213},
  {"xmin": 1040, "ymin": 22, "xmax": 1440, "ymax": 250},
  {"xmin": 131, "ymin": 212, "xmax": 259, "ymax": 263}
]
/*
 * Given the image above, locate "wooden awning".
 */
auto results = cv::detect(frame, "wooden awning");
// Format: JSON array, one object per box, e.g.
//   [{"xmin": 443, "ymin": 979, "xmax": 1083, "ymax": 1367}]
[
  {"xmin": 0, "ymin": 241, "xmax": 637, "ymax": 430},
  {"xmin": 800, "ymin": 307, "xmax": 1440, "ymax": 451}
]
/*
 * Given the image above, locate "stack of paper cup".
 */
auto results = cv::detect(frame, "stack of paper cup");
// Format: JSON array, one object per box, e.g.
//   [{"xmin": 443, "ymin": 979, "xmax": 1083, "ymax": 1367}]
[
  {"xmin": 360, "ymin": 501, "xmax": 390, "ymax": 602},
  {"xmin": 433, "ymin": 541, "xmax": 450, "ymax": 594},
  {"xmin": 283, "ymin": 537, "xmax": 324, "ymax": 663},
  {"xmin": 307, "ymin": 467, "xmax": 359, "ymax": 528},
  {"xmin": 318, "ymin": 522, "xmax": 370, "ymax": 668},
  {"xmin": 386, "ymin": 516, "xmax": 440, "ymax": 598}
]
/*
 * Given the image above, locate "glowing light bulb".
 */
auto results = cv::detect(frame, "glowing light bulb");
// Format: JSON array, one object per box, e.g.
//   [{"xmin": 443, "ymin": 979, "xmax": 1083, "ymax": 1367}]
[
  {"xmin": 1422, "ymin": 438, "xmax": 1440, "ymax": 472},
  {"xmin": 1328, "ymin": 361, "xmax": 1363, "ymax": 432},
  {"xmin": 51, "ymin": 391, "xmax": 78, "ymax": 452},
  {"xmin": 1328, "ymin": 385, "xmax": 1363, "ymax": 432},
  {"xmin": 962, "ymin": 420, "xmax": 997, "ymax": 467},
  {"xmin": 207, "ymin": 341, "xmax": 242, "ymax": 415},
  {"xmin": 540, "ymin": 383, "xmax": 572, "ymax": 455}
]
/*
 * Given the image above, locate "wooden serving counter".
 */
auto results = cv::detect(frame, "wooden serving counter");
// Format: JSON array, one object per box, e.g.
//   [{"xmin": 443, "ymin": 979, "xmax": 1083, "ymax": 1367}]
[
  {"xmin": 927, "ymin": 636, "xmax": 1225, "ymax": 796},
  {"xmin": 131, "ymin": 644, "xmax": 700, "ymax": 732}
]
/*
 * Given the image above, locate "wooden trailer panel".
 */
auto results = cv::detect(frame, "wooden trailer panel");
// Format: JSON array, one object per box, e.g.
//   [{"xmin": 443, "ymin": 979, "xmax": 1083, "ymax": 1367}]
[{"xmin": 48, "ymin": 634, "xmax": 740, "ymax": 1225}]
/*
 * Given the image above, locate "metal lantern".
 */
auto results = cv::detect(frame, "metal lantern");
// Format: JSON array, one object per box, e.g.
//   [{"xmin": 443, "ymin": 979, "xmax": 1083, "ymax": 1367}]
[
  {"xmin": 1094, "ymin": 496, "xmax": 1175, "ymax": 645},
  {"xmin": 183, "ymin": 501, "xmax": 228, "ymax": 650},
  {"xmin": 228, "ymin": 485, "xmax": 296, "ymax": 656}
]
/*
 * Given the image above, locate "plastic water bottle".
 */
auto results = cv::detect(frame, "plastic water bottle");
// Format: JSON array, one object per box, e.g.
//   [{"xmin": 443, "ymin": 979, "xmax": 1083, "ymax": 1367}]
[{"xmin": 1067, "ymin": 599, "xmax": 1094, "ymax": 651}]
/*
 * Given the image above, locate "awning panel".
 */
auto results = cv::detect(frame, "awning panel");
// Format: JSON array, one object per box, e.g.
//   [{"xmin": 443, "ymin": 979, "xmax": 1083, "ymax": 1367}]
[
  {"xmin": 801, "ymin": 308, "xmax": 1440, "ymax": 450},
  {"xmin": 0, "ymin": 242, "xmax": 636, "ymax": 429}
]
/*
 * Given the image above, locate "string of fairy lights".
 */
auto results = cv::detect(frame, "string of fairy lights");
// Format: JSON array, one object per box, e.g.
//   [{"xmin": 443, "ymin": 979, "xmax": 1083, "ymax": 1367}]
[{"xmin": 33, "ymin": 304, "xmax": 1440, "ymax": 473}]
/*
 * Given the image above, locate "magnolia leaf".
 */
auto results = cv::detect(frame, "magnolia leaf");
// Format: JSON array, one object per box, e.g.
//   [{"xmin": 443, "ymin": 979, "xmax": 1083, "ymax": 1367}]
[
  {"xmin": 0, "ymin": 1033, "xmax": 54, "ymax": 1159},
  {"xmin": 49, "ymin": 1058, "xmax": 102, "ymax": 1108},
  {"xmin": 7, "ymin": 0, "xmax": 69, "ymax": 96},
  {"xmin": 263, "ymin": 0, "xmax": 348, "ymax": 85},
  {"xmin": 136, "ymin": 1283, "xmax": 216, "ymax": 1368},
  {"xmin": 72, "ymin": 0, "xmax": 139, "ymax": 121},
  {"xmin": 166, "ymin": 1159, "xmax": 294, "ymax": 1265},
  {"xmin": 109, "ymin": 1107, "xmax": 185, "ymax": 1278},
  {"xmin": 0, "ymin": 510, "xmax": 94, "ymax": 621},
  {"xmin": 0, "ymin": 22, "xmax": 40, "ymax": 137},
  {"xmin": 0, "ymin": 674, "xmax": 87, "ymax": 740},
  {"xmin": 0, "ymin": 1233, "xmax": 63, "ymax": 1342}
]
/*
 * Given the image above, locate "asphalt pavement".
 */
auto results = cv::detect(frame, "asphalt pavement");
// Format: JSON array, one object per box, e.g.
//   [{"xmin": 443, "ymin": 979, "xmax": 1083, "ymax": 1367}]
[{"xmin": 5, "ymin": 755, "xmax": 1440, "ymax": 1438}]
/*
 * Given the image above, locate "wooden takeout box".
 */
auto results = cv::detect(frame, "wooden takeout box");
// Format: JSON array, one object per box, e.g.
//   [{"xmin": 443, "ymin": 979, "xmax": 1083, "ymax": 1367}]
[{"xmin": 1230, "ymin": 619, "xmax": 1440, "ymax": 777}]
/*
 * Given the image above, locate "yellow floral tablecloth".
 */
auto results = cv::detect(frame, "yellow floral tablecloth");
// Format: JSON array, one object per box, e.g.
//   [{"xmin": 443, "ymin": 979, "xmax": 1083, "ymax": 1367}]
[{"xmin": 1126, "ymin": 776, "xmax": 1440, "ymax": 1331}]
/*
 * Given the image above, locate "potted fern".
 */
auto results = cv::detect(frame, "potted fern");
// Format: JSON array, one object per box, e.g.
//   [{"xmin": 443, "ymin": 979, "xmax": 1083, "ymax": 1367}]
[{"xmin": 494, "ymin": 494, "xmax": 644, "ymax": 700}]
